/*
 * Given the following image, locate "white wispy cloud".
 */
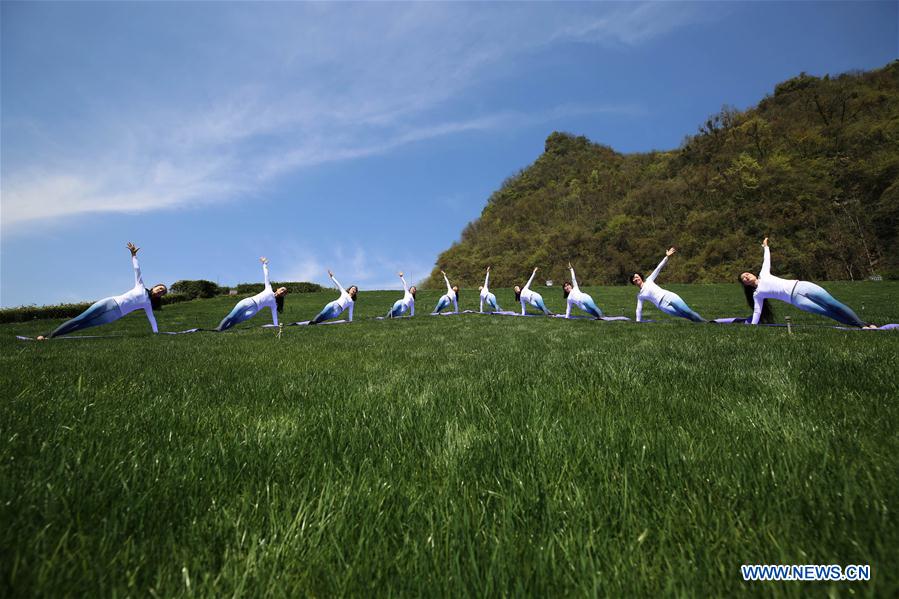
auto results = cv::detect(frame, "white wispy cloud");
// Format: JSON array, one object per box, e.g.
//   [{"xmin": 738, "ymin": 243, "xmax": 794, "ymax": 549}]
[{"xmin": 1, "ymin": 2, "xmax": 701, "ymax": 230}]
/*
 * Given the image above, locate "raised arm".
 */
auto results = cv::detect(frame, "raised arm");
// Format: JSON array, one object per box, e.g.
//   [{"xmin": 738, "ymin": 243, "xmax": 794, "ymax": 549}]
[
  {"xmin": 131, "ymin": 256, "xmax": 145, "ymax": 288},
  {"xmin": 647, "ymin": 249, "xmax": 674, "ymax": 283},
  {"xmin": 568, "ymin": 263, "xmax": 579, "ymax": 290},
  {"xmin": 760, "ymin": 238, "xmax": 771, "ymax": 276},
  {"xmin": 399, "ymin": 272, "xmax": 409, "ymax": 294},
  {"xmin": 484, "ymin": 267, "xmax": 490, "ymax": 290},
  {"xmin": 524, "ymin": 268, "xmax": 537, "ymax": 290},
  {"xmin": 126, "ymin": 243, "xmax": 145, "ymax": 288},
  {"xmin": 441, "ymin": 271, "xmax": 452, "ymax": 294},
  {"xmin": 329, "ymin": 270, "xmax": 347, "ymax": 295},
  {"xmin": 261, "ymin": 258, "xmax": 272, "ymax": 290},
  {"xmin": 636, "ymin": 298, "xmax": 644, "ymax": 322}
]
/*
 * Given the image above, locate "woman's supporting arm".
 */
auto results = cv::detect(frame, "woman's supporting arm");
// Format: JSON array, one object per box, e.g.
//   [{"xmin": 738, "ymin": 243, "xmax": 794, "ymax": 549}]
[
  {"xmin": 750, "ymin": 296, "xmax": 763, "ymax": 325},
  {"xmin": 636, "ymin": 299, "xmax": 644, "ymax": 322},
  {"xmin": 348, "ymin": 302, "xmax": 354, "ymax": 322},
  {"xmin": 144, "ymin": 307, "xmax": 159, "ymax": 333}
]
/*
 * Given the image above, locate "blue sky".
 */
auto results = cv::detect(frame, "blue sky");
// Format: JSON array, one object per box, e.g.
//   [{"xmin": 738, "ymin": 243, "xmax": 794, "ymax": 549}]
[{"xmin": 2, "ymin": 1, "xmax": 896, "ymax": 306}]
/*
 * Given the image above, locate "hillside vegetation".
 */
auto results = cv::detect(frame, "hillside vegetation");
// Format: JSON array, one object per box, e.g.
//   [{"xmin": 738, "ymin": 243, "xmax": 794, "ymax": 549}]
[{"xmin": 427, "ymin": 61, "xmax": 899, "ymax": 287}]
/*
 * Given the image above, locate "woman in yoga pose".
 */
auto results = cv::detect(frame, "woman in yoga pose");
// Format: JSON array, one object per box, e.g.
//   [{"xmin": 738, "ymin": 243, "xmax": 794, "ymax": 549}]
[
  {"xmin": 43, "ymin": 242, "xmax": 167, "ymax": 338},
  {"xmin": 388, "ymin": 272, "xmax": 416, "ymax": 317},
  {"xmin": 514, "ymin": 267, "xmax": 551, "ymax": 315},
  {"xmin": 216, "ymin": 257, "xmax": 287, "ymax": 331},
  {"xmin": 478, "ymin": 266, "xmax": 500, "ymax": 313},
  {"xmin": 310, "ymin": 270, "xmax": 357, "ymax": 324},
  {"xmin": 632, "ymin": 248, "xmax": 705, "ymax": 322},
  {"xmin": 433, "ymin": 270, "xmax": 459, "ymax": 314},
  {"xmin": 563, "ymin": 263, "xmax": 603, "ymax": 319},
  {"xmin": 739, "ymin": 238, "xmax": 873, "ymax": 327}
]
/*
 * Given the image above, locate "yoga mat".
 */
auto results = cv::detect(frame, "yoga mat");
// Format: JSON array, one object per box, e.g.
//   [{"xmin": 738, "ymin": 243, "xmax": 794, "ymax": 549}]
[
  {"xmin": 160, "ymin": 328, "xmax": 205, "ymax": 335},
  {"xmin": 271, "ymin": 319, "xmax": 349, "ymax": 327},
  {"xmin": 712, "ymin": 318, "xmax": 897, "ymax": 330},
  {"xmin": 16, "ymin": 334, "xmax": 121, "ymax": 341}
]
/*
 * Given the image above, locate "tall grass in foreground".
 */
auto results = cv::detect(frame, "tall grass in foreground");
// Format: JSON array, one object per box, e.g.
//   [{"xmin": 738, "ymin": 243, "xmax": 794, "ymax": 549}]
[{"xmin": 1, "ymin": 283, "xmax": 897, "ymax": 596}]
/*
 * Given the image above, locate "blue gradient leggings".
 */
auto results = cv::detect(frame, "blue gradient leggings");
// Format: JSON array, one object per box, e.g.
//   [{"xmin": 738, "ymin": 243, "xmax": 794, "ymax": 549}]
[
  {"xmin": 434, "ymin": 295, "xmax": 453, "ymax": 313},
  {"xmin": 658, "ymin": 294, "xmax": 705, "ymax": 323},
  {"xmin": 216, "ymin": 297, "xmax": 260, "ymax": 331},
  {"xmin": 311, "ymin": 300, "xmax": 343, "ymax": 324},
  {"xmin": 524, "ymin": 295, "xmax": 550, "ymax": 314},
  {"xmin": 791, "ymin": 281, "xmax": 866, "ymax": 327},
  {"xmin": 50, "ymin": 297, "xmax": 123, "ymax": 338},
  {"xmin": 581, "ymin": 297, "xmax": 604, "ymax": 319},
  {"xmin": 389, "ymin": 299, "xmax": 409, "ymax": 317},
  {"xmin": 485, "ymin": 293, "xmax": 499, "ymax": 311}
]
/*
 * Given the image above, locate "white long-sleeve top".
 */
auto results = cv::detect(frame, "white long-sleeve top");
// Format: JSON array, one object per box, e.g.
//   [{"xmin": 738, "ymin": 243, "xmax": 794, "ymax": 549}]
[
  {"xmin": 399, "ymin": 274, "xmax": 415, "ymax": 316},
  {"xmin": 479, "ymin": 270, "xmax": 491, "ymax": 312},
  {"xmin": 111, "ymin": 255, "xmax": 158, "ymax": 333},
  {"xmin": 519, "ymin": 269, "xmax": 539, "ymax": 305},
  {"xmin": 636, "ymin": 256, "xmax": 670, "ymax": 322},
  {"xmin": 331, "ymin": 274, "xmax": 355, "ymax": 321},
  {"xmin": 479, "ymin": 270, "xmax": 491, "ymax": 300},
  {"xmin": 564, "ymin": 266, "xmax": 593, "ymax": 318},
  {"xmin": 439, "ymin": 272, "xmax": 458, "ymax": 312},
  {"xmin": 250, "ymin": 262, "xmax": 278, "ymax": 326},
  {"xmin": 751, "ymin": 246, "xmax": 797, "ymax": 324}
]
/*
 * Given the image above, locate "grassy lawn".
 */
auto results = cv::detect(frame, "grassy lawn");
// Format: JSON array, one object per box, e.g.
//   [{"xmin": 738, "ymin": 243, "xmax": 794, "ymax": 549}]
[{"xmin": 2, "ymin": 282, "xmax": 897, "ymax": 596}]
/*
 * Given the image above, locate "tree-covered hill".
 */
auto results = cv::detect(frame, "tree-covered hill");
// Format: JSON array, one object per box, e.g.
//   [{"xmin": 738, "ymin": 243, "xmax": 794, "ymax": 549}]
[{"xmin": 425, "ymin": 61, "xmax": 899, "ymax": 288}]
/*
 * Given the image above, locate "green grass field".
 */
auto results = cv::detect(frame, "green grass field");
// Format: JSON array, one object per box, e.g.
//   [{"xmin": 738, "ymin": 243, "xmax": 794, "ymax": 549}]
[{"xmin": 2, "ymin": 282, "xmax": 897, "ymax": 596}]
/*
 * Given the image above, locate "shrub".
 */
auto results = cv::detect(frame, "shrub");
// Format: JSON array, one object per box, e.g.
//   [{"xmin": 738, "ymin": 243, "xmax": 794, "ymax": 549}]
[
  {"xmin": 170, "ymin": 280, "xmax": 222, "ymax": 299},
  {"xmin": 235, "ymin": 281, "xmax": 324, "ymax": 294}
]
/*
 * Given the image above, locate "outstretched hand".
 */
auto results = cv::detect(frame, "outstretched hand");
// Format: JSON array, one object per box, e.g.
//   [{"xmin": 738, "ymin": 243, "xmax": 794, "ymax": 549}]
[
  {"xmin": 398, "ymin": 271, "xmax": 404, "ymax": 277},
  {"xmin": 260, "ymin": 256, "xmax": 269, "ymax": 264},
  {"xmin": 440, "ymin": 270, "xmax": 446, "ymax": 275},
  {"xmin": 486, "ymin": 266, "xmax": 491, "ymax": 272},
  {"xmin": 762, "ymin": 237, "xmax": 769, "ymax": 248},
  {"xmin": 533, "ymin": 267, "xmax": 539, "ymax": 273},
  {"xmin": 126, "ymin": 242, "xmax": 140, "ymax": 257},
  {"xmin": 666, "ymin": 247, "xmax": 677, "ymax": 257},
  {"xmin": 328, "ymin": 269, "xmax": 334, "ymax": 278},
  {"xmin": 568, "ymin": 261, "xmax": 573, "ymax": 269}
]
